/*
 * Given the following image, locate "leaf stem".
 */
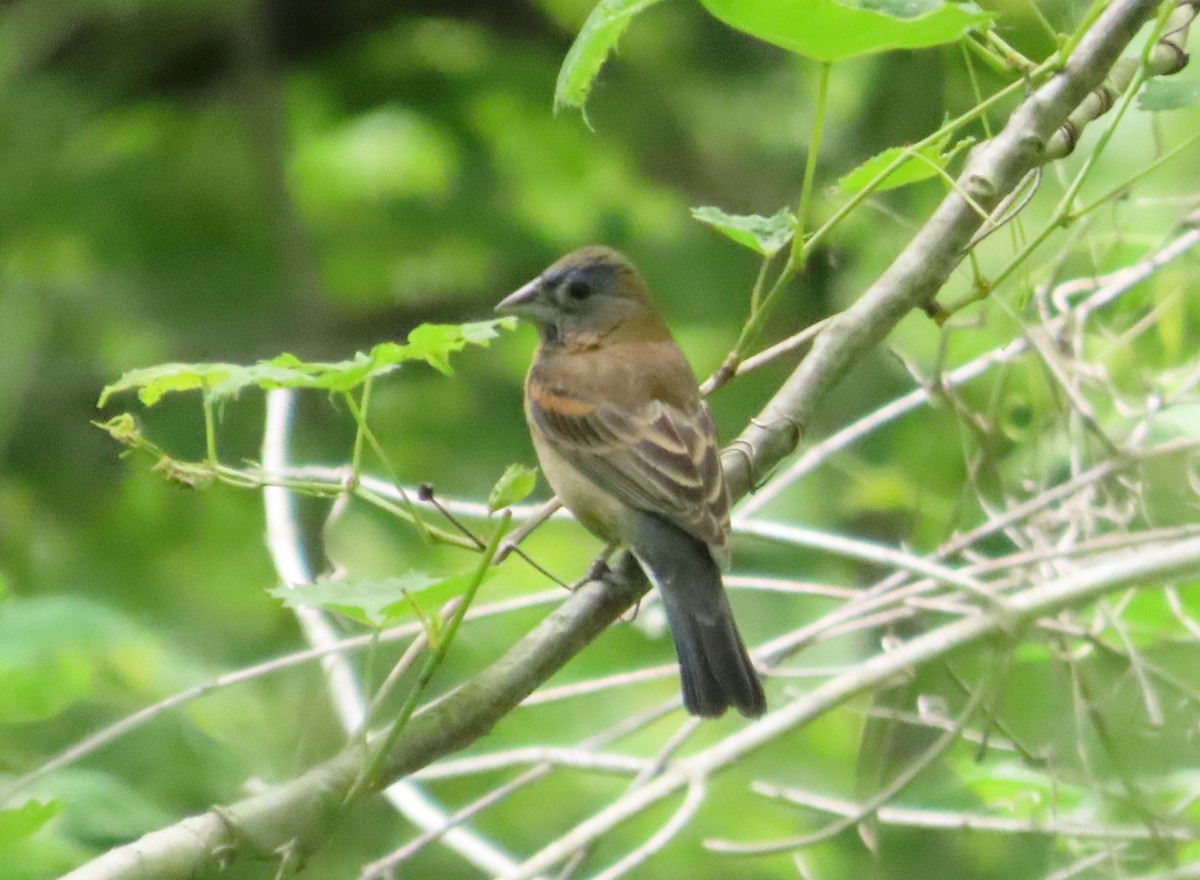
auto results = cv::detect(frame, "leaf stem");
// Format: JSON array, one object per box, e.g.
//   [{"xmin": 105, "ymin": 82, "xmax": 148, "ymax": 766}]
[
  {"xmin": 202, "ymin": 390, "xmax": 219, "ymax": 466},
  {"xmin": 350, "ymin": 377, "xmax": 373, "ymax": 478},
  {"xmin": 790, "ymin": 61, "xmax": 832, "ymax": 273},
  {"xmin": 347, "ymin": 510, "xmax": 513, "ymax": 801}
]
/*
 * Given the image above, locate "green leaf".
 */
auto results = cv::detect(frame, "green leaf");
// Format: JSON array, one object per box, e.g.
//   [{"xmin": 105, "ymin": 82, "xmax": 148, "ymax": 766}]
[
  {"xmin": 271, "ymin": 570, "xmax": 491, "ymax": 627},
  {"xmin": 271, "ymin": 574, "xmax": 436, "ymax": 626},
  {"xmin": 955, "ymin": 760, "xmax": 1084, "ymax": 817},
  {"xmin": 838, "ymin": 132, "xmax": 969, "ymax": 194},
  {"xmin": 697, "ymin": 0, "xmax": 992, "ymax": 62},
  {"xmin": 1181, "ymin": 840, "xmax": 1200, "ymax": 867},
  {"xmin": 403, "ymin": 318, "xmax": 516, "ymax": 376},
  {"xmin": 0, "ymin": 801, "xmax": 61, "ymax": 850},
  {"xmin": 99, "ymin": 318, "xmax": 517, "ymax": 407},
  {"xmin": 0, "ymin": 596, "xmax": 155, "ymax": 722},
  {"xmin": 0, "ymin": 655, "xmax": 93, "ymax": 723},
  {"xmin": 861, "ymin": 0, "xmax": 949, "ymax": 15},
  {"xmin": 42, "ymin": 769, "xmax": 174, "ymax": 842},
  {"xmin": 1156, "ymin": 402, "xmax": 1200, "ymax": 437},
  {"xmin": 554, "ymin": 0, "xmax": 667, "ymax": 113},
  {"xmin": 690, "ymin": 207, "xmax": 795, "ymax": 256},
  {"xmin": 1138, "ymin": 77, "xmax": 1200, "ymax": 111},
  {"xmin": 489, "ymin": 464, "xmax": 539, "ymax": 513},
  {"xmin": 98, "ymin": 362, "xmax": 238, "ymax": 407}
]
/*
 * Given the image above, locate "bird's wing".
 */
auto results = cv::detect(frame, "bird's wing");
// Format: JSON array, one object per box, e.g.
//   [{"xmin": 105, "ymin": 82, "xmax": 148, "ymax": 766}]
[{"xmin": 528, "ymin": 384, "xmax": 731, "ymax": 558}]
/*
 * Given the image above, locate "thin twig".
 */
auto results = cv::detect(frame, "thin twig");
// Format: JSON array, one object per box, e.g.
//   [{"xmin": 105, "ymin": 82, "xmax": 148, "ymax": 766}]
[
  {"xmin": 588, "ymin": 778, "xmax": 707, "ymax": 880},
  {"xmin": 750, "ymin": 784, "xmax": 1194, "ymax": 841}
]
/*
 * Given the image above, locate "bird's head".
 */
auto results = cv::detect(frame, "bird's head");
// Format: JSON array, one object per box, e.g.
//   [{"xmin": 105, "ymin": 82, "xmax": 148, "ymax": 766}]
[{"xmin": 496, "ymin": 246, "xmax": 667, "ymax": 346}]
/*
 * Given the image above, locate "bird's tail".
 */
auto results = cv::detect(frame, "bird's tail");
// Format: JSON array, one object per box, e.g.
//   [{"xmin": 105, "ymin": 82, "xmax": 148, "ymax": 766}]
[{"xmin": 630, "ymin": 512, "xmax": 766, "ymax": 718}]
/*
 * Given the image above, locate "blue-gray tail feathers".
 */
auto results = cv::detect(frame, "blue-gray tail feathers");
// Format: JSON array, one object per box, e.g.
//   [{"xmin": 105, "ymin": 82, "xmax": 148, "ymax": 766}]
[{"xmin": 630, "ymin": 512, "xmax": 766, "ymax": 718}]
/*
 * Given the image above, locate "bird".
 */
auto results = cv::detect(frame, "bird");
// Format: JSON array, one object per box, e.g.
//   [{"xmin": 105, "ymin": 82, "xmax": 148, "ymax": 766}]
[{"xmin": 496, "ymin": 245, "xmax": 766, "ymax": 718}]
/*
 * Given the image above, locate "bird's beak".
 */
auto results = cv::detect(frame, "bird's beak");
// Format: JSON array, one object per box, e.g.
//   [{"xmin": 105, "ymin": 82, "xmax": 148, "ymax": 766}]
[
  {"xmin": 495, "ymin": 277, "xmax": 554, "ymax": 324},
  {"xmin": 494, "ymin": 278, "xmax": 542, "ymax": 316},
  {"xmin": 495, "ymin": 278, "xmax": 541, "ymax": 314},
  {"xmin": 494, "ymin": 274, "xmax": 554, "ymax": 321}
]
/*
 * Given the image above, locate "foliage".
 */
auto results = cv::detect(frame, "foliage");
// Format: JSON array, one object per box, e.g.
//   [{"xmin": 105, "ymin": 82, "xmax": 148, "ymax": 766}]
[
  {"xmin": 837, "ymin": 131, "xmax": 971, "ymax": 193},
  {"xmin": 697, "ymin": 0, "xmax": 992, "ymax": 62},
  {"xmin": 690, "ymin": 207, "xmax": 796, "ymax": 257},
  {"xmin": 488, "ymin": 463, "xmax": 539, "ymax": 513},
  {"xmin": 98, "ymin": 319, "xmax": 516, "ymax": 407}
]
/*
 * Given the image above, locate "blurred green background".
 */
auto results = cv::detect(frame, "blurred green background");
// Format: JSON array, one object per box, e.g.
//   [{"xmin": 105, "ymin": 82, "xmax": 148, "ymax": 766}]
[{"xmin": 2, "ymin": 0, "xmax": 1199, "ymax": 877}]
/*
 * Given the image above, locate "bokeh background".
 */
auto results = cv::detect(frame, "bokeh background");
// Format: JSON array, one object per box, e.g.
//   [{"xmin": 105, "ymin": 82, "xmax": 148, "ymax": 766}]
[{"xmin": 2, "ymin": 1, "xmax": 1199, "ymax": 877}]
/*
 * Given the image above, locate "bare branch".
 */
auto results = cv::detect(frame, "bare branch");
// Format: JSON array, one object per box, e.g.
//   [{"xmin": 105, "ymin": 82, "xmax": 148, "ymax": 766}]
[{"xmin": 749, "ymin": 784, "xmax": 1196, "ymax": 841}]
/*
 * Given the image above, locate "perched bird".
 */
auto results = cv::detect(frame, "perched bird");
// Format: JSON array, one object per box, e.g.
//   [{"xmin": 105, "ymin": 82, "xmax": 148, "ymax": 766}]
[{"xmin": 496, "ymin": 246, "xmax": 766, "ymax": 718}]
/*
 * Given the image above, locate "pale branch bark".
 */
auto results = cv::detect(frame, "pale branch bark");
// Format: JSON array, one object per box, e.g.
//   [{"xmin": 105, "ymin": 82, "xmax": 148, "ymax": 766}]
[
  {"xmin": 747, "ymin": 784, "xmax": 1197, "ymax": 842},
  {"xmin": 61, "ymin": 2, "xmax": 1167, "ymax": 878},
  {"xmin": 413, "ymin": 748, "xmax": 649, "ymax": 780},
  {"xmin": 587, "ymin": 778, "xmax": 707, "ymax": 880}
]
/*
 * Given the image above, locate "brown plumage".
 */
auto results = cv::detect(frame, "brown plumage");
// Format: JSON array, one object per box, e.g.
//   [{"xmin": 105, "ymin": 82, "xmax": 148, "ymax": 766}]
[{"xmin": 496, "ymin": 246, "xmax": 766, "ymax": 718}]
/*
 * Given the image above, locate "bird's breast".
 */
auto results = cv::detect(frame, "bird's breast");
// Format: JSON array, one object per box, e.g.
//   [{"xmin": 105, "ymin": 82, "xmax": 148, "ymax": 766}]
[{"xmin": 527, "ymin": 422, "xmax": 625, "ymax": 546}]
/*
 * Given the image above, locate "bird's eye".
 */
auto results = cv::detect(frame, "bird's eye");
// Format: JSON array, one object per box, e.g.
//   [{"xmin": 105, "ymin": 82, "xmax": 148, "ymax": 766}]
[{"xmin": 566, "ymin": 279, "xmax": 592, "ymax": 300}]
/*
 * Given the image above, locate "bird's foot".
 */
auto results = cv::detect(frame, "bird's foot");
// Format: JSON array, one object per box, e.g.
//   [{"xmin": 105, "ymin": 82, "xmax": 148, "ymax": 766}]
[
  {"xmin": 567, "ymin": 552, "xmax": 614, "ymax": 592},
  {"xmin": 585, "ymin": 555, "xmax": 612, "ymax": 583}
]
